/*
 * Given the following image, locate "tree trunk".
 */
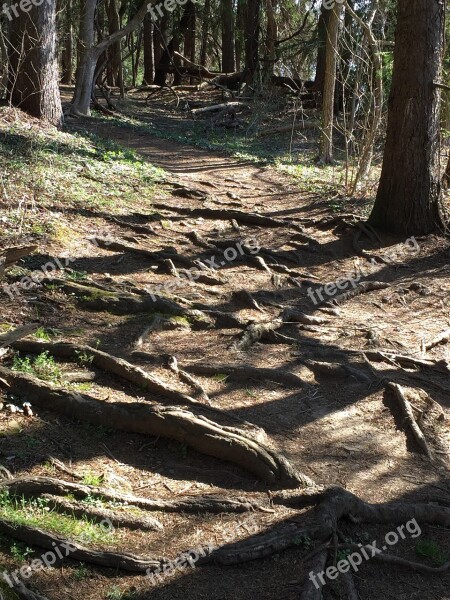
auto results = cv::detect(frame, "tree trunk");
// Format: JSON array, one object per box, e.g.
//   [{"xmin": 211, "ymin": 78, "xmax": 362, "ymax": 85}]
[
  {"xmin": 243, "ymin": 0, "xmax": 260, "ymax": 82},
  {"xmin": 154, "ymin": 0, "xmax": 196, "ymax": 87},
  {"xmin": 313, "ymin": 6, "xmax": 329, "ymax": 98},
  {"xmin": 368, "ymin": 0, "xmax": 446, "ymax": 234},
  {"xmin": 142, "ymin": 14, "xmax": 154, "ymax": 84},
  {"xmin": 8, "ymin": 0, "xmax": 62, "ymax": 127},
  {"xmin": 320, "ymin": 3, "xmax": 341, "ymax": 163},
  {"xmin": 200, "ymin": 0, "xmax": 211, "ymax": 67},
  {"xmin": 262, "ymin": 0, "xmax": 277, "ymax": 78},
  {"xmin": 221, "ymin": 0, "xmax": 235, "ymax": 73},
  {"xmin": 61, "ymin": 0, "xmax": 74, "ymax": 84},
  {"xmin": 71, "ymin": 0, "xmax": 148, "ymax": 115}
]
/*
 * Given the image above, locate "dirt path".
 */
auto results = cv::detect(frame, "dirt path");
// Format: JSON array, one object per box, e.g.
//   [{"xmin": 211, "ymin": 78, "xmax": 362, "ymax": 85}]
[{"xmin": 1, "ymin": 117, "xmax": 449, "ymax": 600}]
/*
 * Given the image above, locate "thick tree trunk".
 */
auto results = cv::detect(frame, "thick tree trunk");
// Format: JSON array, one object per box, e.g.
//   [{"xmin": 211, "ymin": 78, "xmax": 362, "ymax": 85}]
[
  {"xmin": 313, "ymin": 6, "xmax": 329, "ymax": 98},
  {"xmin": 320, "ymin": 3, "xmax": 341, "ymax": 163},
  {"xmin": 262, "ymin": 0, "xmax": 277, "ymax": 78},
  {"xmin": 8, "ymin": 0, "xmax": 62, "ymax": 127},
  {"xmin": 369, "ymin": 0, "xmax": 446, "ymax": 234},
  {"xmin": 243, "ymin": 0, "xmax": 260, "ymax": 82},
  {"xmin": 221, "ymin": 0, "xmax": 235, "ymax": 73}
]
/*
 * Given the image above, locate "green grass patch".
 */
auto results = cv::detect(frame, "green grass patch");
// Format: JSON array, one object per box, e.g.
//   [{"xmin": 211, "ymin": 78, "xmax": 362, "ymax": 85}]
[{"xmin": 0, "ymin": 490, "xmax": 116, "ymax": 545}]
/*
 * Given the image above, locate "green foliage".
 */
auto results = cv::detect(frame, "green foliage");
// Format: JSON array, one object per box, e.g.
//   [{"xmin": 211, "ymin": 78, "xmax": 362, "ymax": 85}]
[
  {"xmin": 415, "ymin": 540, "xmax": 448, "ymax": 566},
  {"xmin": 0, "ymin": 489, "xmax": 115, "ymax": 544},
  {"xmin": 12, "ymin": 351, "xmax": 62, "ymax": 384}
]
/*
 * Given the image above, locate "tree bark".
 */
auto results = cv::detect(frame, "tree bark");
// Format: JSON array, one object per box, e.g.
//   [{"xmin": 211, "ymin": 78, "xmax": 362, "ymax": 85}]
[
  {"xmin": 221, "ymin": 0, "xmax": 235, "ymax": 73},
  {"xmin": 142, "ymin": 15, "xmax": 154, "ymax": 84},
  {"xmin": 243, "ymin": 0, "xmax": 260, "ymax": 82},
  {"xmin": 320, "ymin": 3, "xmax": 341, "ymax": 163},
  {"xmin": 8, "ymin": 0, "xmax": 62, "ymax": 126},
  {"xmin": 71, "ymin": 0, "xmax": 148, "ymax": 116},
  {"xmin": 368, "ymin": 0, "xmax": 446, "ymax": 234}
]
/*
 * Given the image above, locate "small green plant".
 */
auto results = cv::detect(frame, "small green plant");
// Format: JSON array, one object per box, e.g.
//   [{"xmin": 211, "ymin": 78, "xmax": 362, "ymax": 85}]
[
  {"xmin": 33, "ymin": 327, "xmax": 52, "ymax": 341},
  {"xmin": 245, "ymin": 388, "xmax": 257, "ymax": 398},
  {"xmin": 12, "ymin": 351, "xmax": 62, "ymax": 383},
  {"xmin": 105, "ymin": 586, "xmax": 128, "ymax": 600},
  {"xmin": 75, "ymin": 350, "xmax": 95, "ymax": 366},
  {"xmin": 82, "ymin": 473, "xmax": 104, "ymax": 486},
  {"xmin": 10, "ymin": 542, "xmax": 33, "ymax": 562},
  {"xmin": 212, "ymin": 373, "xmax": 228, "ymax": 383},
  {"xmin": 416, "ymin": 540, "xmax": 448, "ymax": 566},
  {"xmin": 73, "ymin": 563, "xmax": 89, "ymax": 581},
  {"xmin": 67, "ymin": 270, "xmax": 88, "ymax": 281}
]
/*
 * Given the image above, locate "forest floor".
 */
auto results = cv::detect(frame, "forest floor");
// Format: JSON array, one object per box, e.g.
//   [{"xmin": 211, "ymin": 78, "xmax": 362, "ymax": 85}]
[{"xmin": 0, "ymin": 95, "xmax": 449, "ymax": 600}]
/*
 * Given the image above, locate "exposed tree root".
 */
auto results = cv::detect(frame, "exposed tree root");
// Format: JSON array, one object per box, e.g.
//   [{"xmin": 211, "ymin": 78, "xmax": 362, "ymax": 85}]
[
  {"xmin": 282, "ymin": 309, "xmax": 329, "ymax": 325},
  {"xmin": 0, "ymin": 245, "xmax": 37, "ymax": 270},
  {"xmin": 12, "ymin": 339, "xmax": 200, "ymax": 406},
  {"xmin": 339, "ymin": 543, "xmax": 450, "ymax": 574},
  {"xmin": 364, "ymin": 350, "xmax": 450, "ymax": 374},
  {"xmin": 89, "ymin": 236, "xmax": 197, "ymax": 269},
  {"xmin": 167, "ymin": 355, "xmax": 210, "ymax": 403},
  {"xmin": 0, "ymin": 323, "xmax": 38, "ymax": 347},
  {"xmin": 2, "ymin": 476, "xmax": 266, "ymax": 513},
  {"xmin": 151, "ymin": 203, "xmax": 305, "ymax": 230},
  {"xmin": 303, "ymin": 360, "xmax": 372, "ymax": 383},
  {"xmin": 386, "ymin": 382, "xmax": 434, "ymax": 459},
  {"xmin": 425, "ymin": 328, "xmax": 450, "ymax": 351},
  {"xmin": 10, "ymin": 340, "xmax": 258, "ymax": 427},
  {"xmin": 107, "ymin": 215, "xmax": 157, "ymax": 235},
  {"xmin": 327, "ymin": 281, "xmax": 390, "ymax": 306},
  {"xmin": 0, "ymin": 578, "xmax": 50, "ymax": 600},
  {"xmin": 41, "ymin": 494, "xmax": 164, "ymax": 531},
  {"xmin": 233, "ymin": 319, "xmax": 283, "ymax": 351},
  {"xmin": 0, "ymin": 519, "xmax": 162, "ymax": 573},
  {"xmin": 0, "ymin": 368, "xmax": 309, "ymax": 487},
  {"xmin": 183, "ymin": 363, "xmax": 307, "ymax": 387},
  {"xmin": 43, "ymin": 278, "xmax": 212, "ymax": 326}
]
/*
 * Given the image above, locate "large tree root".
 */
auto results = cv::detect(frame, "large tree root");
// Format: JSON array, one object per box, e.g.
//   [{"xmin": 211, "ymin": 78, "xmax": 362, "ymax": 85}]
[
  {"xmin": 10, "ymin": 340, "xmax": 257, "ymax": 427},
  {"xmin": 12, "ymin": 340, "xmax": 199, "ymax": 406},
  {"xmin": 89, "ymin": 236, "xmax": 198, "ymax": 270},
  {"xmin": 0, "ymin": 578, "xmax": 50, "ymax": 600},
  {"xmin": 41, "ymin": 494, "xmax": 164, "ymax": 531},
  {"xmin": 0, "ymin": 519, "xmax": 162, "ymax": 573},
  {"xmin": 183, "ymin": 363, "xmax": 307, "ymax": 387},
  {"xmin": 2, "ymin": 476, "xmax": 265, "ymax": 514},
  {"xmin": 151, "ymin": 203, "xmax": 308, "ymax": 231},
  {"xmin": 0, "ymin": 367, "xmax": 309, "ymax": 487}
]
